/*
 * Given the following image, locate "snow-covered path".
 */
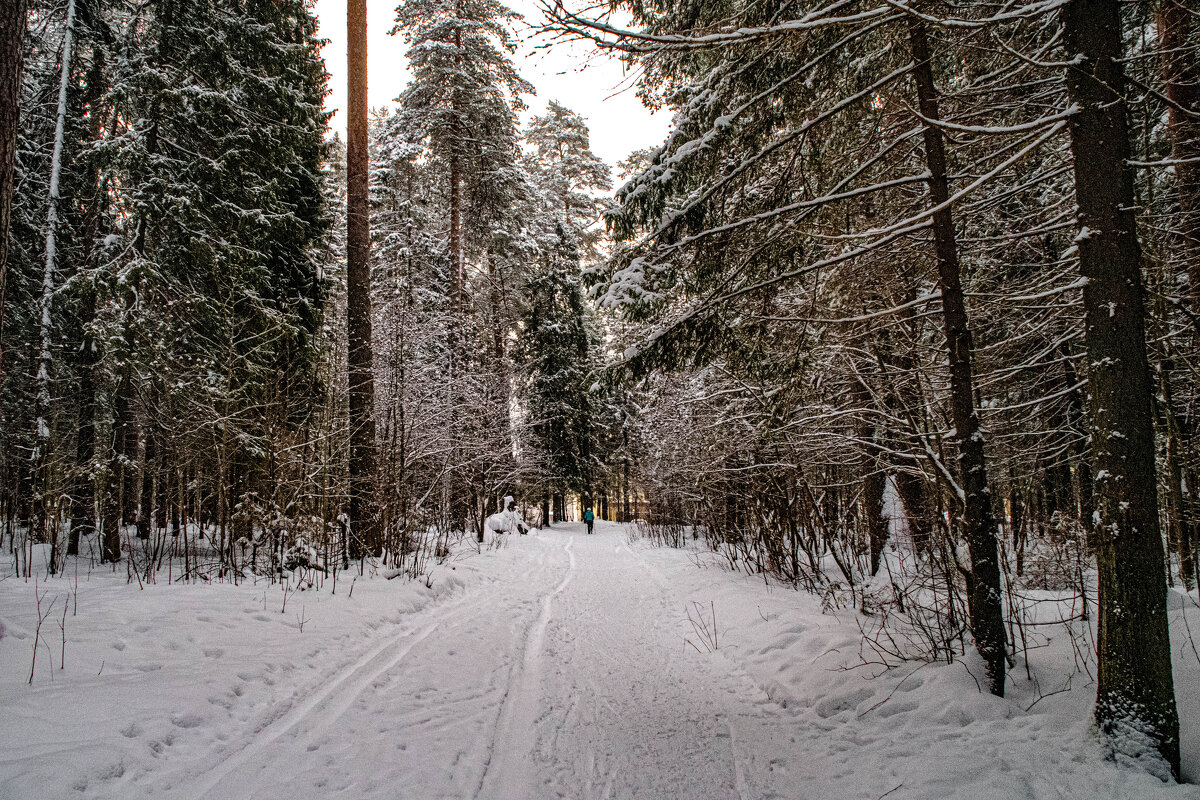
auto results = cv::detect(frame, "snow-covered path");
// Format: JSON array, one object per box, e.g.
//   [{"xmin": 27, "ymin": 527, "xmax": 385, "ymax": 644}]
[
  {"xmin": 152, "ymin": 523, "xmax": 800, "ymax": 800},
  {"xmin": 4, "ymin": 520, "xmax": 1200, "ymax": 799}
]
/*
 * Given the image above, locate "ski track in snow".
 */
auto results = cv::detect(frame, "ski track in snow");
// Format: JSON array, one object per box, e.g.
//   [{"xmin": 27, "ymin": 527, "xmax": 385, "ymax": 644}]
[
  {"xmin": 135, "ymin": 525, "xmax": 796, "ymax": 800},
  {"xmin": 157, "ymin": 538, "xmax": 568, "ymax": 800},
  {"xmin": 476, "ymin": 534, "xmax": 576, "ymax": 800},
  {"xmin": 176, "ymin": 588, "xmax": 491, "ymax": 800},
  {"xmin": 5, "ymin": 520, "xmax": 1200, "ymax": 799}
]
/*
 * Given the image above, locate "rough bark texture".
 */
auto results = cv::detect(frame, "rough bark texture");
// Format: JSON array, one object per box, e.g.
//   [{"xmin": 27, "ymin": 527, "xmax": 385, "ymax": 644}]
[
  {"xmin": 0, "ymin": 0, "xmax": 23, "ymax": 384},
  {"xmin": 346, "ymin": 0, "xmax": 379, "ymax": 558},
  {"xmin": 1063, "ymin": 0, "xmax": 1180, "ymax": 777},
  {"xmin": 907, "ymin": 16, "xmax": 1007, "ymax": 696}
]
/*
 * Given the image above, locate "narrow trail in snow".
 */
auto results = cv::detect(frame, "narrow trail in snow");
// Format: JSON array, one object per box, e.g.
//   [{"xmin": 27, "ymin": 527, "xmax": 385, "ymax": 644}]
[
  {"xmin": 144, "ymin": 522, "xmax": 805, "ymax": 800},
  {"xmin": 476, "ymin": 535, "xmax": 576, "ymax": 800}
]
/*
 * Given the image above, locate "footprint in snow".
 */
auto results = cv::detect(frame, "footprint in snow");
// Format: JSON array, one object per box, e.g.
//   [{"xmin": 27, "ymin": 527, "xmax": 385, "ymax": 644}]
[
  {"xmin": 874, "ymin": 699, "xmax": 918, "ymax": 719},
  {"xmin": 813, "ymin": 687, "xmax": 873, "ymax": 718}
]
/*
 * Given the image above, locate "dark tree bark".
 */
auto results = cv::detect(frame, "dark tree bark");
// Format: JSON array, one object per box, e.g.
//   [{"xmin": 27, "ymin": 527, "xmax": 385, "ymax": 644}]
[
  {"xmin": 121, "ymin": 416, "xmax": 138, "ymax": 524},
  {"xmin": 1156, "ymin": 0, "xmax": 1200, "ymax": 593},
  {"xmin": 449, "ymin": 152, "xmax": 463, "ymax": 316},
  {"xmin": 154, "ymin": 443, "xmax": 167, "ymax": 533},
  {"xmin": 1160, "ymin": 362, "xmax": 1194, "ymax": 588},
  {"xmin": 137, "ymin": 427, "xmax": 155, "ymax": 539},
  {"xmin": 908, "ymin": 16, "xmax": 1007, "ymax": 696},
  {"xmin": 892, "ymin": 470, "xmax": 933, "ymax": 551},
  {"xmin": 1057, "ymin": 338, "xmax": 1093, "ymax": 539},
  {"xmin": 0, "ymin": 0, "xmax": 23, "ymax": 384},
  {"xmin": 346, "ymin": 0, "xmax": 379, "ymax": 558},
  {"xmin": 68, "ymin": 289, "xmax": 96, "ymax": 556},
  {"xmin": 101, "ymin": 372, "xmax": 131, "ymax": 563},
  {"xmin": 1008, "ymin": 469, "xmax": 1026, "ymax": 577},
  {"xmin": 851, "ymin": 373, "xmax": 888, "ymax": 575},
  {"xmin": 1062, "ymin": 0, "xmax": 1180, "ymax": 776},
  {"xmin": 862, "ymin": 470, "xmax": 887, "ymax": 577},
  {"xmin": 67, "ymin": 52, "xmax": 109, "ymax": 557},
  {"xmin": 1158, "ymin": 0, "xmax": 1200, "ymax": 311}
]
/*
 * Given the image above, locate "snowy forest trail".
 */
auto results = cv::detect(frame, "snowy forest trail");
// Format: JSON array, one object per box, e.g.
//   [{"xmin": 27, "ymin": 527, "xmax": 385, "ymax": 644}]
[
  {"xmin": 150, "ymin": 522, "xmax": 804, "ymax": 800},
  {"xmin": 5, "ymin": 521, "xmax": 1200, "ymax": 799}
]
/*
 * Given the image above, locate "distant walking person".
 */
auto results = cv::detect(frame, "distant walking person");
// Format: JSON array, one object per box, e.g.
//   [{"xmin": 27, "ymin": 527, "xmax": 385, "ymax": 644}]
[{"xmin": 584, "ymin": 507, "xmax": 595, "ymax": 535}]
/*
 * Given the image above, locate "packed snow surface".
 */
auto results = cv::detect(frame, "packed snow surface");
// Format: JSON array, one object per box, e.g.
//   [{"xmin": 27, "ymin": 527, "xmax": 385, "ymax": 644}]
[{"xmin": 3, "ymin": 521, "xmax": 1199, "ymax": 799}]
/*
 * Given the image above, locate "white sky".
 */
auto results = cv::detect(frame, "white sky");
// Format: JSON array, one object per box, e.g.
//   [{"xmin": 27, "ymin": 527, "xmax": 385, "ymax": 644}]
[{"xmin": 312, "ymin": 0, "xmax": 672, "ymax": 173}]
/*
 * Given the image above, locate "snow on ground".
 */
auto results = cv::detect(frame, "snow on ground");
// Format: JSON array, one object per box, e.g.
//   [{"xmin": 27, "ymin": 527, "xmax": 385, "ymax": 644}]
[{"xmin": 2, "ymin": 521, "xmax": 1199, "ymax": 799}]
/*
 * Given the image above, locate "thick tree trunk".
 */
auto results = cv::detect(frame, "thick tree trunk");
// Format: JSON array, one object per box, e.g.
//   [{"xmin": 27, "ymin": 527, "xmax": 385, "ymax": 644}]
[
  {"xmin": 908, "ymin": 16, "xmax": 1007, "ymax": 696},
  {"xmin": 346, "ymin": 0, "xmax": 379, "ymax": 558},
  {"xmin": 1063, "ymin": 0, "xmax": 1180, "ymax": 776},
  {"xmin": 0, "ymin": 0, "xmax": 24, "ymax": 385}
]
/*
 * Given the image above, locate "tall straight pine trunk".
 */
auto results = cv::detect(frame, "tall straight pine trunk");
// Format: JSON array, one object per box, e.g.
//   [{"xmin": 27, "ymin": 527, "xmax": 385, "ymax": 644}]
[
  {"xmin": 1062, "ymin": 0, "xmax": 1180, "ymax": 777},
  {"xmin": 907, "ymin": 16, "xmax": 1007, "ymax": 696},
  {"xmin": 346, "ymin": 0, "xmax": 379, "ymax": 558}
]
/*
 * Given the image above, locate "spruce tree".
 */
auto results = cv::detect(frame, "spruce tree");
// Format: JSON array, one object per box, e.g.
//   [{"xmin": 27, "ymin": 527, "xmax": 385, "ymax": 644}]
[
  {"xmin": 390, "ymin": 0, "xmax": 531, "ymax": 528},
  {"xmin": 518, "ymin": 224, "xmax": 595, "ymax": 517},
  {"xmin": 392, "ymin": 0, "xmax": 532, "ymax": 315}
]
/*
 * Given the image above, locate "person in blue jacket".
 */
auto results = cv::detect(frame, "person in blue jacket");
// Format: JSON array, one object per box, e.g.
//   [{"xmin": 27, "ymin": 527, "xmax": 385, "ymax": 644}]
[{"xmin": 584, "ymin": 507, "xmax": 595, "ymax": 535}]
